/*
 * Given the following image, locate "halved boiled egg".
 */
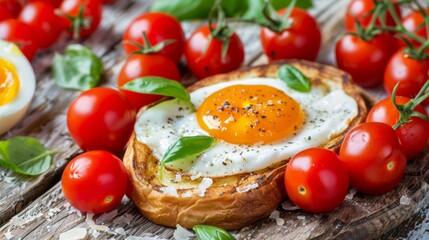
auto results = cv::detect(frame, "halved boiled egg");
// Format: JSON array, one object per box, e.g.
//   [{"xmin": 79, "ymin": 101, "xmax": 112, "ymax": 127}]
[
  {"xmin": 135, "ymin": 77, "xmax": 358, "ymax": 177},
  {"xmin": 0, "ymin": 40, "xmax": 36, "ymax": 134}
]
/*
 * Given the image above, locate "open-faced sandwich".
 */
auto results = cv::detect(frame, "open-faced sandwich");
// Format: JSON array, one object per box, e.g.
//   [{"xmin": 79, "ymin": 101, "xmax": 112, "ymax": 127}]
[{"xmin": 123, "ymin": 60, "xmax": 369, "ymax": 230}]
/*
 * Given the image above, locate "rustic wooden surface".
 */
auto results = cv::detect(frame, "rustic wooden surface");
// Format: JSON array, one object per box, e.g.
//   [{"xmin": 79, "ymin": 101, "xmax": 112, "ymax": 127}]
[{"xmin": 0, "ymin": 0, "xmax": 428, "ymax": 239}]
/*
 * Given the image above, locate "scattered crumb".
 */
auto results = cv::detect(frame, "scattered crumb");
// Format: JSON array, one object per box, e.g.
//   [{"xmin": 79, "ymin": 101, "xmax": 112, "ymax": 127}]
[
  {"xmin": 59, "ymin": 227, "xmax": 87, "ymax": 240},
  {"xmin": 297, "ymin": 215, "xmax": 306, "ymax": 220},
  {"xmin": 345, "ymin": 188, "xmax": 357, "ymax": 201},
  {"xmin": 400, "ymin": 195, "xmax": 411, "ymax": 205},
  {"xmin": 269, "ymin": 210, "xmax": 284, "ymax": 226},
  {"xmin": 281, "ymin": 201, "xmax": 300, "ymax": 211},
  {"xmin": 173, "ymin": 224, "xmax": 194, "ymax": 240}
]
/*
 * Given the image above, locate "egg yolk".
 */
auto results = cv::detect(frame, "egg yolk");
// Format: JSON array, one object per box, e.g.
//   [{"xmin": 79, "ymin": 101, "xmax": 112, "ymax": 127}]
[
  {"xmin": 0, "ymin": 58, "xmax": 20, "ymax": 106},
  {"xmin": 197, "ymin": 85, "xmax": 304, "ymax": 145}
]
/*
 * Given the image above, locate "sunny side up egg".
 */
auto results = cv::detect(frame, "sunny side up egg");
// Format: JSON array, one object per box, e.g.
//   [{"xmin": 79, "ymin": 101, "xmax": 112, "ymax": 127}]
[
  {"xmin": 0, "ymin": 40, "xmax": 35, "ymax": 134},
  {"xmin": 135, "ymin": 78, "xmax": 358, "ymax": 177}
]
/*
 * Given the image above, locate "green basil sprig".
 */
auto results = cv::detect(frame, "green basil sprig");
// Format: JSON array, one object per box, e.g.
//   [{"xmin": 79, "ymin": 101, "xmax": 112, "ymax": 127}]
[
  {"xmin": 0, "ymin": 136, "xmax": 58, "ymax": 176},
  {"xmin": 121, "ymin": 76, "xmax": 190, "ymax": 102},
  {"xmin": 52, "ymin": 44, "xmax": 103, "ymax": 91},
  {"xmin": 161, "ymin": 136, "xmax": 215, "ymax": 165},
  {"xmin": 193, "ymin": 225, "xmax": 236, "ymax": 240},
  {"xmin": 150, "ymin": 0, "xmax": 312, "ymax": 21},
  {"xmin": 278, "ymin": 64, "xmax": 311, "ymax": 92}
]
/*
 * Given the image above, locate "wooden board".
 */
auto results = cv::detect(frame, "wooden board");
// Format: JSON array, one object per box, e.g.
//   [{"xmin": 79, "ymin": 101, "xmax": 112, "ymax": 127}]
[{"xmin": 0, "ymin": 0, "xmax": 428, "ymax": 239}]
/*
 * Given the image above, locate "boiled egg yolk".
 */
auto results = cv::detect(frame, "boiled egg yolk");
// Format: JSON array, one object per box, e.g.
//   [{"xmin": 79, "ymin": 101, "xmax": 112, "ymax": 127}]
[
  {"xmin": 197, "ymin": 85, "xmax": 304, "ymax": 145},
  {"xmin": 0, "ymin": 58, "xmax": 20, "ymax": 106}
]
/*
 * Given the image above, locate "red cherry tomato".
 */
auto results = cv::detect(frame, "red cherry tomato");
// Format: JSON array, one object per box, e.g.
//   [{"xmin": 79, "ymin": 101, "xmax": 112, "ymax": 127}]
[
  {"xmin": 184, "ymin": 25, "xmax": 244, "ymax": 79},
  {"xmin": 345, "ymin": 0, "xmax": 401, "ymax": 31},
  {"xmin": 67, "ymin": 88, "xmax": 136, "ymax": 154},
  {"xmin": 0, "ymin": 0, "xmax": 22, "ymax": 17},
  {"xmin": 260, "ymin": 8, "xmax": 321, "ymax": 62},
  {"xmin": 122, "ymin": 12, "xmax": 185, "ymax": 65},
  {"xmin": 335, "ymin": 33, "xmax": 396, "ymax": 87},
  {"xmin": 61, "ymin": 150, "xmax": 129, "ymax": 214},
  {"xmin": 339, "ymin": 122, "xmax": 407, "ymax": 195},
  {"xmin": 28, "ymin": 0, "xmax": 62, "ymax": 7},
  {"xmin": 366, "ymin": 96, "xmax": 429, "ymax": 160},
  {"xmin": 59, "ymin": 0, "xmax": 103, "ymax": 38},
  {"xmin": 18, "ymin": 2, "xmax": 64, "ymax": 49},
  {"xmin": 400, "ymin": 10, "xmax": 428, "ymax": 47},
  {"xmin": 284, "ymin": 148, "xmax": 349, "ymax": 213},
  {"xmin": 117, "ymin": 53, "xmax": 181, "ymax": 110},
  {"xmin": 384, "ymin": 48, "xmax": 429, "ymax": 100},
  {"xmin": 0, "ymin": 5, "xmax": 13, "ymax": 21},
  {"xmin": 0, "ymin": 19, "xmax": 39, "ymax": 61}
]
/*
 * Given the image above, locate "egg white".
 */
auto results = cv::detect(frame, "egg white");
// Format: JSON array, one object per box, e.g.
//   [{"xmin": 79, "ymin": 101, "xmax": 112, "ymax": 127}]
[
  {"xmin": 135, "ymin": 78, "xmax": 358, "ymax": 177},
  {"xmin": 0, "ymin": 40, "xmax": 36, "ymax": 134}
]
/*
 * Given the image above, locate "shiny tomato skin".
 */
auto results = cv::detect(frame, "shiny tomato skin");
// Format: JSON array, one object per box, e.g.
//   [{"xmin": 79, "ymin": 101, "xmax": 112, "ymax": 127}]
[
  {"xmin": 260, "ymin": 8, "xmax": 321, "ymax": 62},
  {"xmin": 0, "ymin": 5, "xmax": 13, "ymax": 21},
  {"xmin": 184, "ymin": 25, "xmax": 244, "ymax": 79},
  {"xmin": 345, "ymin": 0, "xmax": 401, "ymax": 31},
  {"xmin": 61, "ymin": 150, "xmax": 129, "ymax": 214},
  {"xmin": 366, "ymin": 96, "xmax": 429, "ymax": 160},
  {"xmin": 0, "ymin": 19, "xmax": 39, "ymax": 61},
  {"xmin": 0, "ymin": 0, "xmax": 22, "ymax": 17},
  {"xmin": 18, "ymin": 2, "xmax": 64, "ymax": 48},
  {"xmin": 67, "ymin": 88, "xmax": 136, "ymax": 154},
  {"xmin": 336, "ymin": 33, "xmax": 396, "ymax": 87},
  {"xmin": 117, "ymin": 53, "xmax": 181, "ymax": 110},
  {"xmin": 339, "ymin": 122, "xmax": 407, "ymax": 195},
  {"xmin": 384, "ymin": 48, "xmax": 429, "ymax": 100},
  {"xmin": 400, "ymin": 10, "xmax": 427, "ymax": 47},
  {"xmin": 59, "ymin": 0, "xmax": 103, "ymax": 38},
  {"xmin": 284, "ymin": 148, "xmax": 349, "ymax": 213},
  {"xmin": 122, "ymin": 12, "xmax": 185, "ymax": 64}
]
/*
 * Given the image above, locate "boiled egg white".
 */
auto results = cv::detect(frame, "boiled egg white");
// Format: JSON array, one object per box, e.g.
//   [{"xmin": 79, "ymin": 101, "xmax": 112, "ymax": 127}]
[
  {"xmin": 0, "ymin": 40, "xmax": 36, "ymax": 134},
  {"xmin": 135, "ymin": 78, "xmax": 358, "ymax": 177}
]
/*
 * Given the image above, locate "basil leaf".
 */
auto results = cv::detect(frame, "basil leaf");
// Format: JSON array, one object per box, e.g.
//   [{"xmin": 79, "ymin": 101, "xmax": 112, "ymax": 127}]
[
  {"xmin": 0, "ymin": 136, "xmax": 57, "ymax": 176},
  {"xmin": 193, "ymin": 225, "xmax": 236, "ymax": 240},
  {"xmin": 150, "ymin": 0, "xmax": 312, "ymax": 21},
  {"xmin": 161, "ymin": 136, "xmax": 215, "ymax": 164},
  {"xmin": 278, "ymin": 64, "xmax": 311, "ymax": 92},
  {"xmin": 52, "ymin": 44, "xmax": 103, "ymax": 91},
  {"xmin": 121, "ymin": 77, "xmax": 191, "ymax": 102}
]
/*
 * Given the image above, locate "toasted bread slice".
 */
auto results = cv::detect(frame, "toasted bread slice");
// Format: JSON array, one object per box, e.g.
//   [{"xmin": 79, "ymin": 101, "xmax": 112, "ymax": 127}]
[{"xmin": 123, "ymin": 60, "xmax": 370, "ymax": 230}]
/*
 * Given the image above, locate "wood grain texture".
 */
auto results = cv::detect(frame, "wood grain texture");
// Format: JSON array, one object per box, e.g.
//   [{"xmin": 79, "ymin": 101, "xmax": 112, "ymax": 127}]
[{"xmin": 0, "ymin": 0, "xmax": 428, "ymax": 239}]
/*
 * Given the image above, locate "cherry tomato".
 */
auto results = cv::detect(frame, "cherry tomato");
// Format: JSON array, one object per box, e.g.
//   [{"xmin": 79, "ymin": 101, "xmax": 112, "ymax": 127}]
[
  {"xmin": 18, "ymin": 2, "xmax": 64, "ymax": 49},
  {"xmin": 339, "ymin": 122, "xmax": 407, "ymax": 195},
  {"xmin": 366, "ymin": 96, "xmax": 429, "ymax": 160},
  {"xmin": 61, "ymin": 150, "xmax": 129, "ymax": 213},
  {"xmin": 260, "ymin": 8, "xmax": 321, "ymax": 62},
  {"xmin": 29, "ymin": 0, "xmax": 62, "ymax": 7},
  {"xmin": 384, "ymin": 48, "xmax": 429, "ymax": 100},
  {"xmin": 122, "ymin": 12, "xmax": 185, "ymax": 65},
  {"xmin": 400, "ymin": 10, "xmax": 428, "ymax": 47},
  {"xmin": 0, "ymin": 19, "xmax": 39, "ymax": 61},
  {"xmin": 0, "ymin": 5, "xmax": 13, "ymax": 21},
  {"xmin": 118, "ymin": 53, "xmax": 181, "ymax": 110},
  {"xmin": 284, "ymin": 148, "xmax": 349, "ymax": 213},
  {"xmin": 345, "ymin": 0, "xmax": 401, "ymax": 31},
  {"xmin": 58, "ymin": 0, "xmax": 103, "ymax": 38},
  {"xmin": 0, "ymin": 0, "xmax": 22, "ymax": 17},
  {"xmin": 184, "ymin": 25, "xmax": 244, "ymax": 79},
  {"xmin": 67, "ymin": 87, "xmax": 136, "ymax": 154},
  {"xmin": 335, "ymin": 33, "xmax": 396, "ymax": 87}
]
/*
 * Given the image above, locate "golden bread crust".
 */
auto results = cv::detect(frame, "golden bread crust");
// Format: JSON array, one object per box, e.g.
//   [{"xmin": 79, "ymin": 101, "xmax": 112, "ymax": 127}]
[{"xmin": 123, "ymin": 60, "xmax": 370, "ymax": 230}]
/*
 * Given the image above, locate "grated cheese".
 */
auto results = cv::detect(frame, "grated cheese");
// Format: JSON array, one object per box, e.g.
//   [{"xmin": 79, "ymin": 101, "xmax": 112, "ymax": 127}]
[
  {"xmin": 59, "ymin": 227, "xmax": 87, "ymax": 240},
  {"xmin": 236, "ymin": 183, "xmax": 258, "ymax": 193},
  {"xmin": 181, "ymin": 190, "xmax": 193, "ymax": 198},
  {"xmin": 281, "ymin": 201, "xmax": 300, "ymax": 211},
  {"xmin": 195, "ymin": 178, "xmax": 213, "ymax": 197},
  {"xmin": 400, "ymin": 195, "xmax": 411, "ymax": 205},
  {"xmin": 173, "ymin": 224, "xmax": 194, "ymax": 240},
  {"xmin": 96, "ymin": 209, "xmax": 118, "ymax": 224},
  {"xmin": 4, "ymin": 231, "xmax": 13, "ymax": 239},
  {"xmin": 269, "ymin": 210, "xmax": 284, "ymax": 226},
  {"xmin": 160, "ymin": 186, "xmax": 179, "ymax": 197},
  {"xmin": 175, "ymin": 173, "xmax": 182, "ymax": 183},
  {"xmin": 85, "ymin": 213, "xmax": 110, "ymax": 232}
]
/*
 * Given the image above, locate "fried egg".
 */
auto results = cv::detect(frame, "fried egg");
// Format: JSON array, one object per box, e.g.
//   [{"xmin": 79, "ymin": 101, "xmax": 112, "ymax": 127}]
[
  {"xmin": 135, "ymin": 78, "xmax": 358, "ymax": 177},
  {"xmin": 0, "ymin": 40, "xmax": 35, "ymax": 134}
]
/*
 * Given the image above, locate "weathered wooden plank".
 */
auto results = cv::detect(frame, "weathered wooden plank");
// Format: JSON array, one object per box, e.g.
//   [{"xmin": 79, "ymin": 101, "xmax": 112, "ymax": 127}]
[{"xmin": 0, "ymin": 0, "xmax": 428, "ymax": 239}]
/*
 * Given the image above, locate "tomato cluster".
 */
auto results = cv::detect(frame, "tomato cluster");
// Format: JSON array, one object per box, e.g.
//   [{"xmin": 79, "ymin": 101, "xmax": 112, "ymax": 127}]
[{"xmin": 0, "ymin": 0, "xmax": 110, "ymax": 61}]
